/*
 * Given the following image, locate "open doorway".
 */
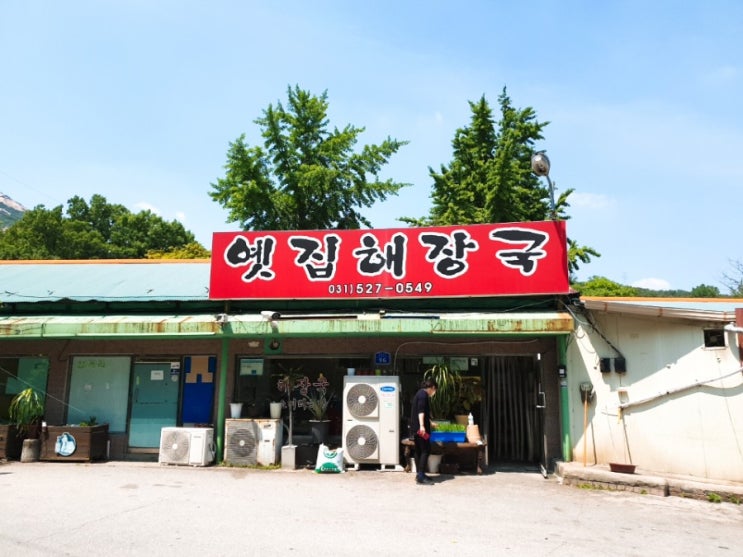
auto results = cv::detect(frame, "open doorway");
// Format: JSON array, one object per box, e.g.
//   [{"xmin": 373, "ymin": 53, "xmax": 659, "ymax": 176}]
[{"xmin": 482, "ymin": 356, "xmax": 544, "ymax": 466}]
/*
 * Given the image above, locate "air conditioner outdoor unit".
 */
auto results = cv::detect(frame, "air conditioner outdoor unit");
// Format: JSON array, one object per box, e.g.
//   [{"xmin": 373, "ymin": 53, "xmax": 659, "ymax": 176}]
[
  {"xmin": 159, "ymin": 427, "xmax": 215, "ymax": 467},
  {"xmin": 342, "ymin": 376, "xmax": 400, "ymax": 470},
  {"xmin": 224, "ymin": 419, "xmax": 283, "ymax": 466}
]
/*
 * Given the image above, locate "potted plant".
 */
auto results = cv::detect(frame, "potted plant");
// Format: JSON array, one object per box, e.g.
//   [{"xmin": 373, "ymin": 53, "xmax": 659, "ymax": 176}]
[
  {"xmin": 275, "ymin": 366, "xmax": 306, "ymax": 468},
  {"xmin": 8, "ymin": 387, "xmax": 44, "ymax": 462},
  {"xmin": 423, "ymin": 361, "xmax": 460, "ymax": 420},
  {"xmin": 299, "ymin": 373, "xmax": 333, "ymax": 444},
  {"xmin": 453, "ymin": 376, "xmax": 483, "ymax": 424},
  {"xmin": 40, "ymin": 415, "xmax": 110, "ymax": 462}
]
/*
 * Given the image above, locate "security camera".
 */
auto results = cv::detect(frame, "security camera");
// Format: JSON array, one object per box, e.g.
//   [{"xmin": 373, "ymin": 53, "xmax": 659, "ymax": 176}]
[{"xmin": 261, "ymin": 311, "xmax": 281, "ymax": 320}]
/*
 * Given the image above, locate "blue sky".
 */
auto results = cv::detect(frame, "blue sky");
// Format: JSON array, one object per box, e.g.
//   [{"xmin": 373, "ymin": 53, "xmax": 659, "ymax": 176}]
[{"xmin": 1, "ymin": 1, "xmax": 741, "ymax": 291}]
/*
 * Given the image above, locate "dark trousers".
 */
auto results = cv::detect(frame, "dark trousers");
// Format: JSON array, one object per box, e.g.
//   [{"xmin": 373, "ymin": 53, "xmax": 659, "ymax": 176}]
[{"xmin": 413, "ymin": 435, "xmax": 430, "ymax": 479}]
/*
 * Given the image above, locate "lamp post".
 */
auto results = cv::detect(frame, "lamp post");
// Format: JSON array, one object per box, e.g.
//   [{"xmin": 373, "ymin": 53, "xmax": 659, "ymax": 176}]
[{"xmin": 531, "ymin": 151, "xmax": 556, "ymax": 220}]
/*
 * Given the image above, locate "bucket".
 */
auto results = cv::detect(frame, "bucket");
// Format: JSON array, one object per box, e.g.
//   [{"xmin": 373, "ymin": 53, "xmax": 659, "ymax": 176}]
[
  {"xmin": 270, "ymin": 402, "xmax": 283, "ymax": 419},
  {"xmin": 427, "ymin": 454, "xmax": 442, "ymax": 474},
  {"xmin": 347, "ymin": 368, "xmax": 355, "ymax": 376},
  {"xmin": 229, "ymin": 402, "xmax": 243, "ymax": 418}
]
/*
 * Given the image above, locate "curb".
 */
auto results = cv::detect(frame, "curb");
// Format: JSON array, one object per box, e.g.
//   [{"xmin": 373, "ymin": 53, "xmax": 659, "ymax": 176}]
[{"xmin": 555, "ymin": 462, "xmax": 743, "ymax": 504}]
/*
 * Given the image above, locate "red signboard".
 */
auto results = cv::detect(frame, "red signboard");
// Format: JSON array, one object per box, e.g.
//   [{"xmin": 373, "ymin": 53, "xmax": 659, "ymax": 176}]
[{"xmin": 209, "ymin": 221, "xmax": 569, "ymax": 300}]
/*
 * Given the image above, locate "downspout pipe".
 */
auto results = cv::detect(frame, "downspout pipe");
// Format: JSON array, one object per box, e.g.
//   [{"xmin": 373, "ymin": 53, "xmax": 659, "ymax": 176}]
[
  {"xmin": 558, "ymin": 335, "xmax": 572, "ymax": 462},
  {"xmin": 215, "ymin": 333, "xmax": 229, "ymax": 463}
]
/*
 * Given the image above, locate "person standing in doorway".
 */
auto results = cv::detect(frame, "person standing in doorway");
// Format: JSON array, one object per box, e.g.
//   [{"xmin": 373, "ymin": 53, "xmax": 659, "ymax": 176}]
[{"xmin": 410, "ymin": 378, "xmax": 437, "ymax": 485}]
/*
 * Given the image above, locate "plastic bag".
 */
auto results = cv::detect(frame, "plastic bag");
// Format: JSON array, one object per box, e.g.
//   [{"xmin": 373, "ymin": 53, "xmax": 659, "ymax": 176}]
[{"xmin": 314, "ymin": 443, "xmax": 344, "ymax": 473}]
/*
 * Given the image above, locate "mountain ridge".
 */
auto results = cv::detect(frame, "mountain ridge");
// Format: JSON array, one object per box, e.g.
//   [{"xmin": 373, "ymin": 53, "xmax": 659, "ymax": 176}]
[{"xmin": 0, "ymin": 192, "xmax": 27, "ymax": 228}]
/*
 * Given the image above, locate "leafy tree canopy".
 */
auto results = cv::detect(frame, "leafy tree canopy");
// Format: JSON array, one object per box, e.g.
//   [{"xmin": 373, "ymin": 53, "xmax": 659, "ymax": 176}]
[
  {"xmin": 572, "ymin": 276, "xmax": 639, "ymax": 297},
  {"xmin": 147, "ymin": 242, "xmax": 211, "ymax": 259},
  {"xmin": 573, "ymin": 276, "xmax": 728, "ymax": 298},
  {"xmin": 403, "ymin": 88, "xmax": 599, "ymax": 278},
  {"xmin": 689, "ymin": 284, "xmax": 722, "ymax": 298},
  {"xmin": 0, "ymin": 194, "xmax": 201, "ymax": 260},
  {"xmin": 210, "ymin": 85, "xmax": 409, "ymax": 231}
]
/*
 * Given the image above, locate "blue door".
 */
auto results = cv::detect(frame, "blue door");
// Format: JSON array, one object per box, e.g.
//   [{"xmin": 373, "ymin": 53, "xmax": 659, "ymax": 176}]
[{"xmin": 128, "ymin": 362, "xmax": 180, "ymax": 448}]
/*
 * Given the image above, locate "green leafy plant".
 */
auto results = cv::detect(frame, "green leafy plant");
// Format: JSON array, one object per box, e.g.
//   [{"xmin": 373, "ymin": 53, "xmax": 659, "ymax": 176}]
[
  {"xmin": 423, "ymin": 362, "xmax": 460, "ymax": 419},
  {"xmin": 455, "ymin": 376, "xmax": 483, "ymax": 415},
  {"xmin": 79, "ymin": 416, "xmax": 98, "ymax": 427},
  {"xmin": 8, "ymin": 388, "xmax": 44, "ymax": 437},
  {"xmin": 297, "ymin": 373, "xmax": 333, "ymax": 421},
  {"xmin": 433, "ymin": 423, "xmax": 466, "ymax": 433}
]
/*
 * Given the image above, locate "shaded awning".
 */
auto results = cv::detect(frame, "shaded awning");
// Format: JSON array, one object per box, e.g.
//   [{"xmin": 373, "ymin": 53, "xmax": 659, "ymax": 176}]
[{"xmin": 0, "ymin": 311, "xmax": 574, "ymax": 340}]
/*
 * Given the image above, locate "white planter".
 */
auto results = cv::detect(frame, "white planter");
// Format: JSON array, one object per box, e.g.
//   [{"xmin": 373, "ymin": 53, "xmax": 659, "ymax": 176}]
[
  {"xmin": 427, "ymin": 454, "xmax": 442, "ymax": 474},
  {"xmin": 229, "ymin": 402, "xmax": 243, "ymax": 418},
  {"xmin": 270, "ymin": 402, "xmax": 283, "ymax": 419}
]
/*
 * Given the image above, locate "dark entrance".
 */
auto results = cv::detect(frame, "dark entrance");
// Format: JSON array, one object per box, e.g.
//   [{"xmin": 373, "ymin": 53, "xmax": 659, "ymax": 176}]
[{"xmin": 482, "ymin": 356, "xmax": 545, "ymax": 466}]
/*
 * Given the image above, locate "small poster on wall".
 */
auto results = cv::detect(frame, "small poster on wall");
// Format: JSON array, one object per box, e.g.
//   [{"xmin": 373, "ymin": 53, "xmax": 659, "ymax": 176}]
[{"xmin": 240, "ymin": 358, "xmax": 264, "ymax": 376}]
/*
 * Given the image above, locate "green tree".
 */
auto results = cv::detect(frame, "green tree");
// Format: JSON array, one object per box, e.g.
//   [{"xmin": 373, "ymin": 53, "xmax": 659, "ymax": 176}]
[
  {"xmin": 0, "ymin": 195, "xmax": 201, "ymax": 260},
  {"xmin": 690, "ymin": 284, "xmax": 721, "ymax": 297},
  {"xmin": 210, "ymin": 85, "xmax": 409, "ymax": 230},
  {"xmin": 147, "ymin": 242, "xmax": 211, "ymax": 259},
  {"xmin": 405, "ymin": 88, "xmax": 598, "ymax": 277},
  {"xmin": 572, "ymin": 276, "xmax": 639, "ymax": 297}
]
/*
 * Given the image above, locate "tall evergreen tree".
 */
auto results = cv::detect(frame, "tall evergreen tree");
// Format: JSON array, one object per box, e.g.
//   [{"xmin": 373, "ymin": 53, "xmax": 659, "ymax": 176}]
[
  {"xmin": 406, "ymin": 88, "xmax": 598, "ymax": 277},
  {"xmin": 210, "ymin": 85, "xmax": 409, "ymax": 231}
]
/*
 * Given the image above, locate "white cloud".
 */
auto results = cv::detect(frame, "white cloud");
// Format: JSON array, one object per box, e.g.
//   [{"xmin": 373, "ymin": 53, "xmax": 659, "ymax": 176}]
[
  {"xmin": 569, "ymin": 192, "xmax": 612, "ymax": 210},
  {"xmin": 175, "ymin": 211, "xmax": 186, "ymax": 222},
  {"xmin": 134, "ymin": 202, "xmax": 161, "ymax": 215},
  {"xmin": 632, "ymin": 277, "xmax": 671, "ymax": 290}
]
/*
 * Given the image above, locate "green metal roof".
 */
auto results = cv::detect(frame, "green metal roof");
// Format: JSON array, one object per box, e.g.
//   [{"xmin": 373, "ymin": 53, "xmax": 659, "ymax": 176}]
[
  {"xmin": 0, "ymin": 311, "xmax": 575, "ymax": 340},
  {"xmin": 0, "ymin": 260, "xmax": 211, "ymax": 303}
]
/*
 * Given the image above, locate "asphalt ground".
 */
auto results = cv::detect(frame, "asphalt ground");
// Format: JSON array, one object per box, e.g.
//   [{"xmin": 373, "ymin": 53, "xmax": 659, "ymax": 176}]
[{"xmin": 0, "ymin": 460, "xmax": 741, "ymax": 557}]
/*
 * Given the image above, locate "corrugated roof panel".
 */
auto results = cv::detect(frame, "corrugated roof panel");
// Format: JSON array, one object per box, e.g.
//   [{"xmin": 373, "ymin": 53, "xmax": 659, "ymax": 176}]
[
  {"xmin": 0, "ymin": 260, "xmax": 211, "ymax": 303},
  {"xmin": 0, "ymin": 311, "xmax": 574, "ymax": 339},
  {"xmin": 582, "ymin": 297, "xmax": 743, "ymax": 322}
]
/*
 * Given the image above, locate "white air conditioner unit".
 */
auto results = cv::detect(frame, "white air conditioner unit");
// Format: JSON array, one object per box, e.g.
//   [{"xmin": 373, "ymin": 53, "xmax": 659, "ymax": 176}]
[
  {"xmin": 159, "ymin": 427, "xmax": 215, "ymax": 467},
  {"xmin": 342, "ymin": 376, "xmax": 400, "ymax": 470},
  {"xmin": 224, "ymin": 419, "xmax": 283, "ymax": 466}
]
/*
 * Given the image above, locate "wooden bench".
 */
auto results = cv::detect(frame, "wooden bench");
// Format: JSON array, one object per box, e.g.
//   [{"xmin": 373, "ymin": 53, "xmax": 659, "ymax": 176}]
[{"xmin": 401, "ymin": 438, "xmax": 487, "ymax": 475}]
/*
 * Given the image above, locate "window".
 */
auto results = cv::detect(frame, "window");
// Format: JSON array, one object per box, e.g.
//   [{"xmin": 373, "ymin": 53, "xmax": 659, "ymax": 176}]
[{"xmin": 703, "ymin": 329, "xmax": 725, "ymax": 348}]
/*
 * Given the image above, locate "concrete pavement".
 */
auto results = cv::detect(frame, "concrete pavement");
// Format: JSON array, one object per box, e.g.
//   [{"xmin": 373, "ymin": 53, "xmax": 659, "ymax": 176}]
[{"xmin": 0, "ymin": 459, "xmax": 742, "ymax": 557}]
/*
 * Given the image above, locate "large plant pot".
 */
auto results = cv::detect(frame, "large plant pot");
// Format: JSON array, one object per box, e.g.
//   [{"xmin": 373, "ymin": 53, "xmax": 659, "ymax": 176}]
[
  {"xmin": 40, "ymin": 424, "xmax": 109, "ymax": 462},
  {"xmin": 0, "ymin": 424, "xmax": 23, "ymax": 460},
  {"xmin": 309, "ymin": 420, "xmax": 330, "ymax": 444},
  {"xmin": 21, "ymin": 439, "xmax": 40, "ymax": 462}
]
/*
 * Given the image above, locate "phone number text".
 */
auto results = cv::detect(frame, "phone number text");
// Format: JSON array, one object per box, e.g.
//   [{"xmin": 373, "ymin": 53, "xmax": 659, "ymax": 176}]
[{"xmin": 327, "ymin": 282, "xmax": 434, "ymax": 296}]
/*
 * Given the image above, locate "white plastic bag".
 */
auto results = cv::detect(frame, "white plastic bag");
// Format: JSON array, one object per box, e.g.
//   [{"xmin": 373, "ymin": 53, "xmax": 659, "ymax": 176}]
[{"xmin": 314, "ymin": 443, "xmax": 344, "ymax": 473}]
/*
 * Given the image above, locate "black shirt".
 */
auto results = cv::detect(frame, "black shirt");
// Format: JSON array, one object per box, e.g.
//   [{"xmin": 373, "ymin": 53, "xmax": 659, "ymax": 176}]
[{"xmin": 410, "ymin": 388, "xmax": 431, "ymax": 435}]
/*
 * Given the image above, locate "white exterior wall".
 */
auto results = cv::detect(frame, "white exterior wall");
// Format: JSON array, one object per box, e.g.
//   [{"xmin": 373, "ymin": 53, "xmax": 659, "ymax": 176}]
[{"xmin": 566, "ymin": 312, "xmax": 743, "ymax": 482}]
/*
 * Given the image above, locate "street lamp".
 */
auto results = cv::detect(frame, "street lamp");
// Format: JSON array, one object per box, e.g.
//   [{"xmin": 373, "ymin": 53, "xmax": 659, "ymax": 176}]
[{"xmin": 531, "ymin": 151, "xmax": 556, "ymax": 220}]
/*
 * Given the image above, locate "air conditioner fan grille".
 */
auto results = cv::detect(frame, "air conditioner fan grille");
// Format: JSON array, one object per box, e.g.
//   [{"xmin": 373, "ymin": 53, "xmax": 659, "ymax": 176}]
[
  {"xmin": 346, "ymin": 383, "xmax": 378, "ymax": 417},
  {"xmin": 345, "ymin": 424, "xmax": 378, "ymax": 460},
  {"xmin": 161, "ymin": 431, "xmax": 190, "ymax": 461}
]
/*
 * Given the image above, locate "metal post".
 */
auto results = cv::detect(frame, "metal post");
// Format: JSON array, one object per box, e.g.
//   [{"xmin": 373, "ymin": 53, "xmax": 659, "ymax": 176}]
[
  {"xmin": 216, "ymin": 337, "xmax": 229, "ymax": 463},
  {"xmin": 558, "ymin": 336, "xmax": 572, "ymax": 462}
]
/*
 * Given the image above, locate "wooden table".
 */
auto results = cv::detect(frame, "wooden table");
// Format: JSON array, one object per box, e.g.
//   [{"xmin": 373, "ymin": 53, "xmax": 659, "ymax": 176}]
[{"xmin": 401, "ymin": 438, "xmax": 487, "ymax": 475}]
